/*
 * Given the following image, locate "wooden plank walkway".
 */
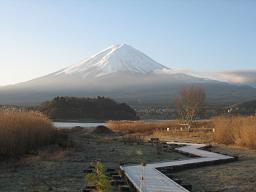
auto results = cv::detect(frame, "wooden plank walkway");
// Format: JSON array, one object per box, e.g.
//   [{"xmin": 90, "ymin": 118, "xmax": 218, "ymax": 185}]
[{"xmin": 120, "ymin": 142, "xmax": 235, "ymax": 192}]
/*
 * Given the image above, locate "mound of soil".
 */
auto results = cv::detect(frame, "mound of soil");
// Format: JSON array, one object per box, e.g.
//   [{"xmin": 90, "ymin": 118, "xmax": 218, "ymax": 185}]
[{"xmin": 92, "ymin": 125, "xmax": 115, "ymax": 135}]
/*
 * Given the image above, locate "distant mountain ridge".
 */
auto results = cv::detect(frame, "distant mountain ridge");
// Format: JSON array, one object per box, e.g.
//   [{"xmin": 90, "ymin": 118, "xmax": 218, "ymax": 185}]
[
  {"xmin": 1, "ymin": 44, "xmax": 256, "ymax": 106},
  {"xmin": 209, "ymin": 70, "xmax": 256, "ymax": 88}
]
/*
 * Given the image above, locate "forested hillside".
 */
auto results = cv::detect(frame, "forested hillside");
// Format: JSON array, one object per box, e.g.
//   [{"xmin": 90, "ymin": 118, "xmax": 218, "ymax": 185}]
[{"xmin": 39, "ymin": 96, "xmax": 139, "ymax": 121}]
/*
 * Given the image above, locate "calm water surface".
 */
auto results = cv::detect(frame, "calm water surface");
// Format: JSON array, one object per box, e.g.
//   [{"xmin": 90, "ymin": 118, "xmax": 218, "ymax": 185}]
[
  {"xmin": 53, "ymin": 122, "xmax": 106, "ymax": 128},
  {"xmin": 53, "ymin": 120, "xmax": 170, "ymax": 128}
]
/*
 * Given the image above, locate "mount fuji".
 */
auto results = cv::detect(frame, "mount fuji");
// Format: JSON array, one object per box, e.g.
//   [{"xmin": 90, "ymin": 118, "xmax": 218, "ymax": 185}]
[
  {"xmin": 55, "ymin": 44, "xmax": 168, "ymax": 77},
  {"xmin": 1, "ymin": 44, "xmax": 256, "ymax": 105}
]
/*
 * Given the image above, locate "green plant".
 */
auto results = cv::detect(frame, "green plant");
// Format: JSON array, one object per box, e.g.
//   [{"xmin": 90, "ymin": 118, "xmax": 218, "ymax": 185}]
[{"xmin": 85, "ymin": 161, "xmax": 110, "ymax": 192}]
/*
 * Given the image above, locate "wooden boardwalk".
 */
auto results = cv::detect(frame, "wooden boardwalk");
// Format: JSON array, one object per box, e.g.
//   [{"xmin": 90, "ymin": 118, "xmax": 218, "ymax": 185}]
[{"xmin": 120, "ymin": 142, "xmax": 235, "ymax": 192}]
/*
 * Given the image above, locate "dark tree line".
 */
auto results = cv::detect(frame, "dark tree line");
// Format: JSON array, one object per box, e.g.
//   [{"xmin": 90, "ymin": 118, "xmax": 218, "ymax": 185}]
[{"xmin": 39, "ymin": 96, "xmax": 139, "ymax": 120}]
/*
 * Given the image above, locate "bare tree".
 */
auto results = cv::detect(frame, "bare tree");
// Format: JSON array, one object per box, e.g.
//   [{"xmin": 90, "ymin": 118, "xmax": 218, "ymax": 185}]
[{"xmin": 176, "ymin": 86, "xmax": 206, "ymax": 126}]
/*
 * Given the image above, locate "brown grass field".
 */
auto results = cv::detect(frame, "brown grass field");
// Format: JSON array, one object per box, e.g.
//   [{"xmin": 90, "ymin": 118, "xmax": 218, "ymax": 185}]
[
  {"xmin": 213, "ymin": 116, "xmax": 256, "ymax": 149},
  {"xmin": 107, "ymin": 120, "xmax": 211, "ymax": 134},
  {"xmin": 107, "ymin": 116, "xmax": 256, "ymax": 149},
  {"xmin": 0, "ymin": 110, "xmax": 55, "ymax": 157}
]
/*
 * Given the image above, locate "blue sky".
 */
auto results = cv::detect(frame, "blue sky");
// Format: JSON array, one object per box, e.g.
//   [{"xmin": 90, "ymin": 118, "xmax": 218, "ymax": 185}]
[{"xmin": 0, "ymin": 0, "xmax": 255, "ymax": 85}]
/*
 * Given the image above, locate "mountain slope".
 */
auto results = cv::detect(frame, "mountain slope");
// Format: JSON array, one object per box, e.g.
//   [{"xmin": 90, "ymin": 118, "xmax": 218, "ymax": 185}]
[
  {"xmin": 209, "ymin": 70, "xmax": 256, "ymax": 88},
  {"xmin": 54, "ymin": 44, "xmax": 168, "ymax": 78},
  {"xmin": 1, "ymin": 44, "xmax": 256, "ymax": 106}
]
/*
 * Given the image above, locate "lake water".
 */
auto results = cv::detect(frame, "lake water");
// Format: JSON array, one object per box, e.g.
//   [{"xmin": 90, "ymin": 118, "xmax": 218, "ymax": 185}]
[
  {"xmin": 53, "ymin": 120, "xmax": 170, "ymax": 128},
  {"xmin": 53, "ymin": 122, "xmax": 106, "ymax": 128}
]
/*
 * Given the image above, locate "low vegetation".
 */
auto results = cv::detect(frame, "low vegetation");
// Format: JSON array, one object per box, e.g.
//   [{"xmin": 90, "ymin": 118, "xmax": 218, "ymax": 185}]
[
  {"xmin": 213, "ymin": 116, "xmax": 256, "ymax": 149},
  {"xmin": 0, "ymin": 110, "xmax": 55, "ymax": 157}
]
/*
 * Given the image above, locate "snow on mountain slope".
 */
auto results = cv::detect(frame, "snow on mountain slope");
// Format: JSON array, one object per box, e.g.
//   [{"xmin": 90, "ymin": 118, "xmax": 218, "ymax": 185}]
[
  {"xmin": 1, "ymin": 43, "xmax": 256, "ymax": 105},
  {"xmin": 55, "ymin": 44, "xmax": 168, "ymax": 78}
]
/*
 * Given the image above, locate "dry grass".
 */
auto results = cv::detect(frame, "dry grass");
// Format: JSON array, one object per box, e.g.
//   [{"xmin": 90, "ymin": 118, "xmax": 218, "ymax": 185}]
[
  {"xmin": 107, "ymin": 120, "xmax": 212, "ymax": 134},
  {"xmin": 152, "ymin": 127, "xmax": 214, "ymax": 143},
  {"xmin": 107, "ymin": 120, "xmax": 212, "ymax": 133},
  {"xmin": 107, "ymin": 120, "xmax": 180, "ymax": 134},
  {"xmin": 0, "ymin": 110, "xmax": 55, "ymax": 157},
  {"xmin": 213, "ymin": 116, "xmax": 256, "ymax": 149},
  {"xmin": 107, "ymin": 120, "xmax": 213, "ymax": 144},
  {"xmin": 108, "ymin": 117, "xmax": 256, "ymax": 149}
]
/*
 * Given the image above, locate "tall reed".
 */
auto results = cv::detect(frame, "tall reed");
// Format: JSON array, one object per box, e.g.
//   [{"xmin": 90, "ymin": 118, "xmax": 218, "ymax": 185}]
[
  {"xmin": 0, "ymin": 110, "xmax": 55, "ymax": 157},
  {"xmin": 213, "ymin": 116, "xmax": 256, "ymax": 149}
]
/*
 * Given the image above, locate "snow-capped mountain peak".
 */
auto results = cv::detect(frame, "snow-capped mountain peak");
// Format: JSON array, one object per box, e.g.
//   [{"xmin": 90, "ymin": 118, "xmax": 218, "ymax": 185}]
[{"xmin": 56, "ymin": 44, "xmax": 168, "ymax": 78}]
